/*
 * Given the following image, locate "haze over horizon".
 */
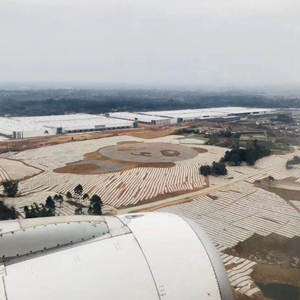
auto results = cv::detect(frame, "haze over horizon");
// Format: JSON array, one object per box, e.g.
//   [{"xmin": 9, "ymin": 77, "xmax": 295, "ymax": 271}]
[{"xmin": 1, "ymin": 0, "xmax": 300, "ymax": 89}]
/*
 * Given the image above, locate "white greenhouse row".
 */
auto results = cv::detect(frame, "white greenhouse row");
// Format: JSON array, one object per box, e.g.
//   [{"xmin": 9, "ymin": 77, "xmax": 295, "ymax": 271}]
[{"xmin": 156, "ymin": 182, "xmax": 300, "ymax": 248}]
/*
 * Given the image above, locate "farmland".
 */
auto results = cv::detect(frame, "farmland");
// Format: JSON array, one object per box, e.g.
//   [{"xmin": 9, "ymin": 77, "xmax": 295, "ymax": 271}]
[
  {"xmin": 1, "ymin": 130, "xmax": 300, "ymax": 300},
  {"xmin": 6, "ymin": 135, "xmax": 215, "ymax": 207}
]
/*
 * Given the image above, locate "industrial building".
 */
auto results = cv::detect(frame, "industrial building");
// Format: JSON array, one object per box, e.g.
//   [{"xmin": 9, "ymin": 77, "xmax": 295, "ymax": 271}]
[
  {"xmin": 0, "ymin": 114, "xmax": 134, "ymax": 139},
  {"xmin": 0, "ymin": 213, "xmax": 233, "ymax": 300},
  {"xmin": 144, "ymin": 107, "xmax": 276, "ymax": 123},
  {"xmin": 108, "ymin": 112, "xmax": 172, "ymax": 125},
  {"xmin": 0, "ymin": 108, "xmax": 277, "ymax": 139}
]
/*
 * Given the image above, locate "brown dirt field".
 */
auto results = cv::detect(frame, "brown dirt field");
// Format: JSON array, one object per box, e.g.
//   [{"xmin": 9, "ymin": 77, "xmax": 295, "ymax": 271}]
[
  {"xmin": 0, "ymin": 131, "xmax": 114, "ymax": 153},
  {"xmin": 272, "ymin": 188, "xmax": 300, "ymax": 201},
  {"xmin": 192, "ymin": 147, "xmax": 208, "ymax": 154},
  {"xmin": 257, "ymin": 177, "xmax": 300, "ymax": 201},
  {"xmin": 160, "ymin": 149, "xmax": 180, "ymax": 157},
  {"xmin": 0, "ymin": 126, "xmax": 177, "ymax": 154},
  {"xmin": 138, "ymin": 162, "xmax": 175, "ymax": 168},
  {"xmin": 128, "ymin": 128, "xmax": 177, "ymax": 139},
  {"xmin": 224, "ymin": 233, "xmax": 300, "ymax": 269},
  {"xmin": 117, "ymin": 141, "xmax": 143, "ymax": 145},
  {"xmin": 232, "ymin": 289, "xmax": 268, "ymax": 300},
  {"xmin": 54, "ymin": 163, "xmax": 100, "ymax": 174},
  {"xmin": 252, "ymin": 263, "xmax": 300, "ymax": 288},
  {"xmin": 54, "ymin": 148, "xmax": 176, "ymax": 175}
]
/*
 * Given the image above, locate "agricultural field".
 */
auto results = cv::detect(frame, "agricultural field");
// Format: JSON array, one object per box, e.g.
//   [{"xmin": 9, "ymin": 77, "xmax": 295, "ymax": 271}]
[
  {"xmin": 1, "ymin": 135, "xmax": 221, "ymax": 210},
  {"xmin": 0, "ymin": 158, "xmax": 41, "ymax": 181},
  {"xmin": 1, "ymin": 132, "xmax": 300, "ymax": 300},
  {"xmin": 155, "ymin": 180, "xmax": 300, "ymax": 299}
]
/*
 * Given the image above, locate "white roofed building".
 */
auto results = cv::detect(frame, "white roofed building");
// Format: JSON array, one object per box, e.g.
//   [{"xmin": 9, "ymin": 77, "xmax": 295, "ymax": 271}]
[
  {"xmin": 0, "ymin": 114, "xmax": 134, "ymax": 139},
  {"xmin": 143, "ymin": 107, "xmax": 276, "ymax": 123},
  {"xmin": 108, "ymin": 112, "xmax": 172, "ymax": 125}
]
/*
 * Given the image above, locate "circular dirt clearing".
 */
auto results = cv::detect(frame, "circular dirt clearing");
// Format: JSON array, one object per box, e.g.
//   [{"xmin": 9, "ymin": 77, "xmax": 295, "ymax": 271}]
[{"xmin": 99, "ymin": 142, "xmax": 198, "ymax": 163}]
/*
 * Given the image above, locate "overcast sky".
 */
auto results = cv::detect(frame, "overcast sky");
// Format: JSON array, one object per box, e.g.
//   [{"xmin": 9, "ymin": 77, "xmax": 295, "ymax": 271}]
[{"xmin": 0, "ymin": 0, "xmax": 300, "ymax": 88}]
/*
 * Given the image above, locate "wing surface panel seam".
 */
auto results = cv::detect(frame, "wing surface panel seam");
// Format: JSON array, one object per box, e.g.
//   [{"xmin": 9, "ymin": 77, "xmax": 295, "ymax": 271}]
[
  {"xmin": 131, "ymin": 232, "xmax": 162, "ymax": 300},
  {"xmin": 2, "ymin": 277, "xmax": 8, "ymax": 300},
  {"xmin": 180, "ymin": 216, "xmax": 224, "ymax": 300}
]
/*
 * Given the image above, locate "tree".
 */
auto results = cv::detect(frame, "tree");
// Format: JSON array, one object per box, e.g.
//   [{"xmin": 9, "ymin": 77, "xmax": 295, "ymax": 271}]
[
  {"xmin": 88, "ymin": 195, "xmax": 103, "ymax": 215},
  {"xmin": 88, "ymin": 202, "xmax": 102, "ymax": 215},
  {"xmin": 55, "ymin": 195, "xmax": 64, "ymax": 207},
  {"xmin": 276, "ymin": 114, "xmax": 294, "ymax": 124},
  {"xmin": 221, "ymin": 140, "xmax": 271, "ymax": 166},
  {"xmin": 222, "ymin": 130, "xmax": 232, "ymax": 138},
  {"xmin": 0, "ymin": 201, "xmax": 17, "ymax": 220},
  {"xmin": 83, "ymin": 193, "xmax": 89, "ymax": 200},
  {"xmin": 74, "ymin": 184, "xmax": 83, "ymax": 198},
  {"xmin": 229, "ymin": 153, "xmax": 241, "ymax": 166},
  {"xmin": 211, "ymin": 161, "xmax": 228, "ymax": 176},
  {"xmin": 268, "ymin": 176, "xmax": 275, "ymax": 182},
  {"xmin": 286, "ymin": 161, "xmax": 293, "ymax": 170},
  {"xmin": 245, "ymin": 148, "xmax": 258, "ymax": 166},
  {"xmin": 24, "ymin": 205, "xmax": 31, "ymax": 218},
  {"xmin": 285, "ymin": 156, "xmax": 300, "ymax": 169},
  {"xmin": 66, "ymin": 192, "xmax": 72, "ymax": 199},
  {"xmin": 24, "ymin": 203, "xmax": 39, "ymax": 218},
  {"xmin": 199, "ymin": 165, "xmax": 211, "ymax": 176},
  {"xmin": 45, "ymin": 196, "xmax": 55, "ymax": 209},
  {"xmin": 75, "ymin": 207, "xmax": 84, "ymax": 215},
  {"xmin": 3, "ymin": 181, "xmax": 19, "ymax": 197},
  {"xmin": 293, "ymin": 156, "xmax": 300, "ymax": 164},
  {"xmin": 24, "ymin": 202, "xmax": 55, "ymax": 218},
  {"xmin": 90, "ymin": 195, "xmax": 102, "ymax": 205}
]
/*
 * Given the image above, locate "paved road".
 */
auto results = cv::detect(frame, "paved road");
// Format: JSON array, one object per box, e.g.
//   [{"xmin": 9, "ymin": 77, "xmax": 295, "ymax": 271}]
[{"xmin": 117, "ymin": 165, "xmax": 276, "ymax": 215}]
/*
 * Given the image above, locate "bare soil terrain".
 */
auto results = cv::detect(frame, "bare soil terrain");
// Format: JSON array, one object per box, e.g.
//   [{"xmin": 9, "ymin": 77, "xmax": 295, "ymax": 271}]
[
  {"xmin": 225, "ymin": 233, "xmax": 300, "ymax": 269},
  {"xmin": 0, "ymin": 126, "xmax": 179, "ymax": 154},
  {"xmin": 252, "ymin": 264, "xmax": 300, "ymax": 288},
  {"xmin": 99, "ymin": 142, "xmax": 199, "ymax": 163},
  {"xmin": 54, "ymin": 146, "xmax": 178, "ymax": 175},
  {"xmin": 257, "ymin": 177, "xmax": 300, "ymax": 201}
]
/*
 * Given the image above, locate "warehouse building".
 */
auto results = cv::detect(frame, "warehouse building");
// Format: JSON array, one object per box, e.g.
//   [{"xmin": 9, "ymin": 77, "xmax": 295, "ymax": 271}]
[
  {"xmin": 0, "ymin": 117, "xmax": 57, "ymax": 139},
  {"xmin": 0, "ymin": 114, "xmax": 134, "ymax": 139},
  {"xmin": 144, "ymin": 107, "xmax": 276, "ymax": 123},
  {"xmin": 108, "ymin": 112, "xmax": 172, "ymax": 126},
  {"xmin": 0, "ymin": 108, "xmax": 276, "ymax": 139}
]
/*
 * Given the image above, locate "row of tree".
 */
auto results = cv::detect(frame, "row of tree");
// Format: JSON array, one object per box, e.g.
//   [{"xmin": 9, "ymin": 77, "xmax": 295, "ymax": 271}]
[
  {"xmin": 199, "ymin": 162, "xmax": 228, "ymax": 176},
  {"xmin": 66, "ymin": 184, "xmax": 89, "ymax": 203},
  {"xmin": 23, "ymin": 194, "xmax": 60, "ymax": 218},
  {"xmin": 24, "ymin": 202, "xmax": 55, "ymax": 218},
  {"xmin": 74, "ymin": 195, "xmax": 103, "ymax": 215},
  {"xmin": 22, "ymin": 184, "xmax": 103, "ymax": 218},
  {"xmin": 221, "ymin": 140, "xmax": 271, "ymax": 166}
]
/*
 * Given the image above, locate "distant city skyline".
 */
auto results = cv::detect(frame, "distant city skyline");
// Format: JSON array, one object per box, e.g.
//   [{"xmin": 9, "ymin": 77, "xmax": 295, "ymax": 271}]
[{"xmin": 1, "ymin": 0, "xmax": 300, "ymax": 88}]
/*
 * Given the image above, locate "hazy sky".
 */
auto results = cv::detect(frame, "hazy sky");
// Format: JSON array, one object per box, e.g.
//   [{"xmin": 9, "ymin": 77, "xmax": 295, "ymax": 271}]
[{"xmin": 0, "ymin": 0, "xmax": 300, "ymax": 88}]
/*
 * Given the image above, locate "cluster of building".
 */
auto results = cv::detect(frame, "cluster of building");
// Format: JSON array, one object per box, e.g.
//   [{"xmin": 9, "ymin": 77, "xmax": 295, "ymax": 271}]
[
  {"xmin": 108, "ymin": 107, "xmax": 275, "ymax": 124},
  {"xmin": 0, "ymin": 107, "xmax": 276, "ymax": 139}
]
